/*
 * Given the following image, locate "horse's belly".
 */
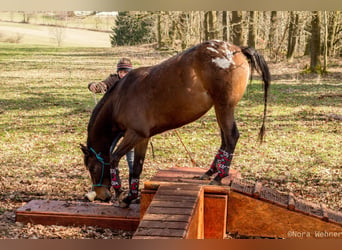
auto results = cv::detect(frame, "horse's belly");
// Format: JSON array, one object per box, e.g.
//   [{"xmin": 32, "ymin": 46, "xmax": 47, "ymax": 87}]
[{"xmin": 150, "ymin": 90, "xmax": 213, "ymax": 134}]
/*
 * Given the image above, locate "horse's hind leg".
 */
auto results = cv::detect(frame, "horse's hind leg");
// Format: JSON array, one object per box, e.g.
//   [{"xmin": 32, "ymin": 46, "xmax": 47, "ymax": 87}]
[
  {"xmin": 200, "ymin": 129, "xmax": 226, "ymax": 180},
  {"xmin": 208, "ymin": 106, "xmax": 240, "ymax": 185}
]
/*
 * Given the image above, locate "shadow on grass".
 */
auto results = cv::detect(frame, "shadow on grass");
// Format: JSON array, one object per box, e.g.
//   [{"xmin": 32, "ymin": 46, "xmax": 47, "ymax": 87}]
[{"xmin": 243, "ymin": 81, "xmax": 342, "ymax": 108}]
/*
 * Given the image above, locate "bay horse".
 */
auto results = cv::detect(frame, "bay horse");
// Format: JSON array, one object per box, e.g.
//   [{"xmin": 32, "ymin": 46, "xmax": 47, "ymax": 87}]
[{"xmin": 81, "ymin": 40, "xmax": 270, "ymax": 208}]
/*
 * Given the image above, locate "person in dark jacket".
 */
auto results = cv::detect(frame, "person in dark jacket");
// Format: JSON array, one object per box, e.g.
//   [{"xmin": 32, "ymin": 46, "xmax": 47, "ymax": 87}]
[{"xmin": 88, "ymin": 57, "xmax": 133, "ymax": 93}]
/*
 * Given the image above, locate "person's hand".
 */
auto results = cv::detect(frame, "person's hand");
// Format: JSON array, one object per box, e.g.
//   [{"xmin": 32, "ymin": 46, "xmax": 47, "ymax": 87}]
[
  {"xmin": 88, "ymin": 82, "xmax": 107, "ymax": 93},
  {"xmin": 88, "ymin": 82, "xmax": 98, "ymax": 93}
]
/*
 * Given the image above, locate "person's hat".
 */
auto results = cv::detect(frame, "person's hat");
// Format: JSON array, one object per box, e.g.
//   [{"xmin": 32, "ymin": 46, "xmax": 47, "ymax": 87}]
[{"xmin": 117, "ymin": 58, "xmax": 133, "ymax": 71}]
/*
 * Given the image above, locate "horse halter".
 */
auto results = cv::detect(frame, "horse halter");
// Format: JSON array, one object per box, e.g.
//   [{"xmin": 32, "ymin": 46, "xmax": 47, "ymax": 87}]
[{"xmin": 89, "ymin": 147, "xmax": 111, "ymax": 188}]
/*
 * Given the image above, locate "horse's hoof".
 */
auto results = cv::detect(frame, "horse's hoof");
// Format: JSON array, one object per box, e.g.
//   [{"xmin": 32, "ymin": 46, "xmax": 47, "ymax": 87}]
[
  {"xmin": 209, "ymin": 179, "xmax": 222, "ymax": 186},
  {"xmin": 117, "ymin": 190, "xmax": 128, "ymax": 202},
  {"xmin": 119, "ymin": 200, "xmax": 130, "ymax": 208},
  {"xmin": 200, "ymin": 173, "xmax": 211, "ymax": 180},
  {"xmin": 193, "ymin": 174, "xmax": 211, "ymax": 180}
]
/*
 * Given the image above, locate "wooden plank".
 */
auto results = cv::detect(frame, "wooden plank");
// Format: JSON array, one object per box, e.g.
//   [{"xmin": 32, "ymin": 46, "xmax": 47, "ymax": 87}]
[
  {"xmin": 150, "ymin": 167, "xmax": 240, "ymax": 186},
  {"xmin": 147, "ymin": 207, "xmax": 194, "ymax": 216},
  {"xmin": 186, "ymin": 188, "xmax": 204, "ymax": 239},
  {"xmin": 203, "ymin": 185, "xmax": 230, "ymax": 195},
  {"xmin": 16, "ymin": 200, "xmax": 140, "ymax": 231},
  {"xmin": 230, "ymin": 178, "xmax": 255, "ymax": 196},
  {"xmin": 259, "ymin": 185, "xmax": 289, "ymax": 208},
  {"xmin": 227, "ymin": 191, "xmax": 342, "ymax": 239},
  {"xmin": 294, "ymin": 198, "xmax": 324, "ymax": 218},
  {"xmin": 141, "ymin": 212, "xmax": 191, "ymax": 222},
  {"xmin": 204, "ymin": 194, "xmax": 227, "ymax": 239},
  {"xmin": 140, "ymin": 189, "xmax": 155, "ymax": 219},
  {"xmin": 134, "ymin": 228, "xmax": 186, "ymax": 238},
  {"xmin": 150, "ymin": 199, "xmax": 197, "ymax": 208},
  {"xmin": 132, "ymin": 236, "xmax": 177, "ymax": 239},
  {"xmin": 139, "ymin": 220, "xmax": 188, "ymax": 230}
]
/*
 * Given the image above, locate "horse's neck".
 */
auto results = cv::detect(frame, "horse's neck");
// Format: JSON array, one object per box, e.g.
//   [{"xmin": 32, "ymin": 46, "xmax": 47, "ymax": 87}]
[{"xmin": 88, "ymin": 101, "xmax": 114, "ymax": 152}]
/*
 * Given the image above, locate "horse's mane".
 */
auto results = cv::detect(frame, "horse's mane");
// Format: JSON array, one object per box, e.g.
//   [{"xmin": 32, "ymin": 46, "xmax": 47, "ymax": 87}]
[{"xmin": 87, "ymin": 79, "xmax": 121, "ymax": 145}]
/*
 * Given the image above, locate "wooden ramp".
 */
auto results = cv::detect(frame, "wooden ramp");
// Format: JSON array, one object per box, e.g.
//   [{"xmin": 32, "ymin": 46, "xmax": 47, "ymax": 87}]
[
  {"xmin": 134, "ymin": 184, "xmax": 204, "ymax": 239},
  {"xmin": 133, "ymin": 167, "xmax": 342, "ymax": 239}
]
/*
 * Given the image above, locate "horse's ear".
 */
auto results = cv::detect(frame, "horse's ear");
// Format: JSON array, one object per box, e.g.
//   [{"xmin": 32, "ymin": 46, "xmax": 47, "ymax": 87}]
[{"xmin": 80, "ymin": 144, "xmax": 89, "ymax": 156}]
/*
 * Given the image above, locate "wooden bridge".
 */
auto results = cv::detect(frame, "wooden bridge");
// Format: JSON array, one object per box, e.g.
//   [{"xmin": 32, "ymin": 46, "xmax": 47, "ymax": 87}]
[{"xmin": 16, "ymin": 167, "xmax": 342, "ymax": 239}]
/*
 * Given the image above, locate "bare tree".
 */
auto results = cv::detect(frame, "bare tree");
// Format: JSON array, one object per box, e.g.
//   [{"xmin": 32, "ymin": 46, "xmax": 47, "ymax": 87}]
[
  {"xmin": 310, "ymin": 11, "xmax": 322, "ymax": 73},
  {"xmin": 323, "ymin": 11, "xmax": 328, "ymax": 72},
  {"xmin": 231, "ymin": 11, "xmax": 244, "ymax": 45},
  {"xmin": 49, "ymin": 26, "xmax": 65, "ymax": 47},
  {"xmin": 204, "ymin": 11, "xmax": 218, "ymax": 40},
  {"xmin": 268, "ymin": 11, "xmax": 278, "ymax": 55},
  {"xmin": 222, "ymin": 11, "xmax": 229, "ymax": 41},
  {"xmin": 248, "ymin": 11, "xmax": 257, "ymax": 48},
  {"xmin": 287, "ymin": 11, "xmax": 300, "ymax": 62},
  {"xmin": 327, "ymin": 11, "xmax": 340, "ymax": 57}
]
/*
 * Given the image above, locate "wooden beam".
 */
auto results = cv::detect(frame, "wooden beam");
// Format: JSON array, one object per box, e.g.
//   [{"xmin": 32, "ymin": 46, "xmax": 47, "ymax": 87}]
[{"xmin": 16, "ymin": 200, "xmax": 140, "ymax": 231}]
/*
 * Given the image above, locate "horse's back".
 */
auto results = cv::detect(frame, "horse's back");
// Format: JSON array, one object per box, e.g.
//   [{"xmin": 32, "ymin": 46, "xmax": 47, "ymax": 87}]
[{"xmin": 113, "ymin": 40, "xmax": 250, "ymax": 137}]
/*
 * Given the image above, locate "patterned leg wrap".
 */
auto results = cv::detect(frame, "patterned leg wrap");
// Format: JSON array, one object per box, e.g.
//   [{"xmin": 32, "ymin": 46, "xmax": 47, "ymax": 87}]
[
  {"xmin": 122, "ymin": 178, "xmax": 139, "ymax": 205},
  {"xmin": 206, "ymin": 159, "xmax": 218, "ymax": 176},
  {"xmin": 110, "ymin": 168, "xmax": 121, "ymax": 190},
  {"xmin": 214, "ymin": 149, "xmax": 233, "ymax": 180},
  {"xmin": 128, "ymin": 178, "xmax": 139, "ymax": 200}
]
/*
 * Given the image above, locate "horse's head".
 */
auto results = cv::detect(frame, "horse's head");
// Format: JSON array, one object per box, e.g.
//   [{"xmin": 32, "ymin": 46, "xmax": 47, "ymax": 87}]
[{"xmin": 80, "ymin": 144, "xmax": 112, "ymax": 202}]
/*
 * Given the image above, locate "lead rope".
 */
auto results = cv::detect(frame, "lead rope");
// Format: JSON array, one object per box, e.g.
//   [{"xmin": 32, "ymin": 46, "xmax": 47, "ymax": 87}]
[
  {"xmin": 174, "ymin": 130, "xmax": 197, "ymax": 166},
  {"xmin": 93, "ymin": 92, "xmax": 98, "ymax": 104}
]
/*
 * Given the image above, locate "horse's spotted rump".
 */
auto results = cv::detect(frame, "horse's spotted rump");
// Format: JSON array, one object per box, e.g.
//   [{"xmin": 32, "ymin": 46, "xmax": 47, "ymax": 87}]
[{"xmin": 206, "ymin": 41, "xmax": 236, "ymax": 70}]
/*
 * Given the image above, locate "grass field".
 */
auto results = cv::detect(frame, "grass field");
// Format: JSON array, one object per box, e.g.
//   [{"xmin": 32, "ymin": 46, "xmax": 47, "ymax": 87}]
[
  {"xmin": 0, "ymin": 43, "xmax": 341, "ymax": 238},
  {"xmin": 0, "ymin": 21, "xmax": 112, "ymax": 47}
]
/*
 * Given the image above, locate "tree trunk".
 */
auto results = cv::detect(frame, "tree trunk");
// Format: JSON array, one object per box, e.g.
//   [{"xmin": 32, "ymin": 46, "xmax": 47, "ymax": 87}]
[
  {"xmin": 231, "ymin": 11, "xmax": 244, "ymax": 45},
  {"xmin": 323, "ymin": 11, "xmax": 328, "ymax": 73},
  {"xmin": 169, "ymin": 19, "xmax": 177, "ymax": 47},
  {"xmin": 248, "ymin": 11, "xmax": 257, "ymax": 48},
  {"xmin": 206, "ymin": 11, "xmax": 218, "ymax": 40},
  {"xmin": 287, "ymin": 11, "xmax": 299, "ymax": 62},
  {"xmin": 222, "ymin": 11, "xmax": 228, "ymax": 41},
  {"xmin": 268, "ymin": 11, "xmax": 278, "ymax": 58},
  {"xmin": 157, "ymin": 12, "xmax": 162, "ymax": 48},
  {"xmin": 310, "ymin": 11, "xmax": 322, "ymax": 73},
  {"xmin": 204, "ymin": 12, "xmax": 209, "ymax": 41},
  {"xmin": 327, "ymin": 11, "xmax": 340, "ymax": 57}
]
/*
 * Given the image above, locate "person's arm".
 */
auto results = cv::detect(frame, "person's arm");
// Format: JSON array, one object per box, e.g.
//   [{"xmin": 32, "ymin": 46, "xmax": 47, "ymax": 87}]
[
  {"xmin": 88, "ymin": 81, "xmax": 107, "ymax": 93},
  {"xmin": 88, "ymin": 74, "xmax": 119, "ymax": 94}
]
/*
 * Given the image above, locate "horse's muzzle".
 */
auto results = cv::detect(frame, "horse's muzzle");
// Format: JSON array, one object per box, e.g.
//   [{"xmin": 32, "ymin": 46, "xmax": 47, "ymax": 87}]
[{"xmin": 94, "ymin": 186, "xmax": 112, "ymax": 202}]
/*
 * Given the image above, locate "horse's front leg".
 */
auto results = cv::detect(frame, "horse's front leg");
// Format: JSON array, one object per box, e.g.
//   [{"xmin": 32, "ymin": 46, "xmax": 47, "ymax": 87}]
[
  {"xmin": 120, "ymin": 138, "xmax": 149, "ymax": 208},
  {"xmin": 109, "ymin": 131, "xmax": 125, "ymax": 199},
  {"xmin": 110, "ymin": 160, "xmax": 123, "ymax": 199}
]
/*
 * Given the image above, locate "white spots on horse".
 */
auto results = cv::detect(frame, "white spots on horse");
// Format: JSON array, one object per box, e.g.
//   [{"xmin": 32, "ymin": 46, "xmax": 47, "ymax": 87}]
[
  {"xmin": 207, "ymin": 47, "xmax": 219, "ymax": 54},
  {"xmin": 212, "ymin": 57, "xmax": 233, "ymax": 69},
  {"xmin": 211, "ymin": 42, "xmax": 236, "ymax": 70}
]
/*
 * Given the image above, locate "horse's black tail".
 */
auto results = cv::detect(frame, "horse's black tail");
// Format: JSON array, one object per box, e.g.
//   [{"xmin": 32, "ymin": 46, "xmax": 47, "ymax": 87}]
[{"xmin": 240, "ymin": 46, "xmax": 271, "ymax": 143}]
